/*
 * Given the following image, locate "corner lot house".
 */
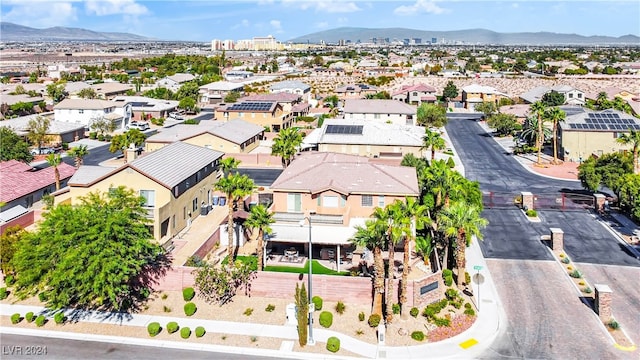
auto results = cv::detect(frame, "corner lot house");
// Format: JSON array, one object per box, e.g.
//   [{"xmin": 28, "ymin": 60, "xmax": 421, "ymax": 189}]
[
  {"xmin": 461, "ymin": 83, "xmax": 510, "ymax": 110},
  {"xmin": 343, "ymin": 99, "xmax": 417, "ymax": 126},
  {"xmin": 215, "ymin": 100, "xmax": 293, "ymax": 131},
  {"xmin": 64, "ymin": 142, "xmax": 224, "ymax": 245}
]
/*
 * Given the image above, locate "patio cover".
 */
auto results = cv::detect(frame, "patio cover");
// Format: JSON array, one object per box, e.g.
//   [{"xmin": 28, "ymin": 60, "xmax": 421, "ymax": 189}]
[{"xmin": 268, "ymin": 218, "xmax": 367, "ymax": 246}]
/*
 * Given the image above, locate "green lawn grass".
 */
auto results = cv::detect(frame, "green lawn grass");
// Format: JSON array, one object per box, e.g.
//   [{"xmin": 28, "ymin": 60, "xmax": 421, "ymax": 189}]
[{"xmin": 264, "ymin": 260, "xmax": 349, "ymax": 276}]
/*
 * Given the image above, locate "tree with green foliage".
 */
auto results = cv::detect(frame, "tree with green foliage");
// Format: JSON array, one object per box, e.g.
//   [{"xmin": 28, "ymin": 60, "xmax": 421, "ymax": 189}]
[
  {"xmin": 541, "ymin": 90, "xmax": 565, "ymax": 106},
  {"xmin": 11, "ymin": 187, "xmax": 165, "ymax": 311},
  {"xmin": 90, "ymin": 116, "xmax": 116, "ymax": 136},
  {"xmin": 0, "ymin": 225, "xmax": 25, "ymax": 275},
  {"xmin": 224, "ymin": 91, "xmax": 241, "ymax": 103},
  {"xmin": 175, "ymin": 81, "xmax": 200, "ymax": 101},
  {"xmin": 219, "ymin": 157, "xmax": 241, "ymax": 176},
  {"xmin": 46, "ymin": 153, "xmax": 62, "ymax": 191},
  {"xmin": 474, "ymin": 101, "xmax": 497, "ymax": 119},
  {"xmin": 178, "ymin": 97, "xmax": 196, "ymax": 112},
  {"xmin": 78, "ymin": 88, "xmax": 98, "ymax": 99},
  {"xmin": 529, "ymin": 101, "xmax": 547, "ymax": 165},
  {"xmin": 416, "ymin": 103, "xmax": 447, "ymax": 128},
  {"xmin": 323, "ymin": 95, "xmax": 339, "ymax": 108},
  {"xmin": 26, "ymin": 116, "xmax": 51, "ymax": 153},
  {"xmin": 351, "ymin": 219, "xmax": 386, "ymax": 317},
  {"xmin": 545, "ymin": 107, "xmax": 566, "ymax": 164},
  {"xmin": 365, "ymin": 91, "xmax": 391, "ymax": 99},
  {"xmin": 617, "ymin": 129, "xmax": 640, "ymax": 174},
  {"xmin": 46, "ymin": 83, "xmax": 66, "ymax": 103},
  {"xmin": 67, "ymin": 145, "xmax": 89, "ymax": 168},
  {"xmin": 271, "ymin": 127, "xmax": 303, "ymax": 168},
  {"xmin": 10, "ymin": 102, "xmax": 35, "ymax": 116},
  {"xmin": 619, "ymin": 174, "xmax": 640, "ymax": 221},
  {"xmin": 109, "ymin": 129, "xmax": 147, "ymax": 162},
  {"xmin": 193, "ymin": 259, "xmax": 255, "ymax": 306},
  {"xmin": 487, "ymin": 113, "xmax": 520, "ymax": 136},
  {"xmin": 577, "ymin": 157, "xmax": 601, "ymax": 192},
  {"xmin": 442, "ymin": 81, "xmax": 458, "ymax": 103},
  {"xmin": 244, "ymin": 204, "xmax": 275, "ymax": 271},
  {"xmin": 421, "ymin": 129, "xmax": 446, "ymax": 161},
  {"xmin": 0, "ymin": 127, "xmax": 33, "ymax": 163},
  {"xmin": 294, "ymin": 282, "xmax": 309, "ymax": 347}
]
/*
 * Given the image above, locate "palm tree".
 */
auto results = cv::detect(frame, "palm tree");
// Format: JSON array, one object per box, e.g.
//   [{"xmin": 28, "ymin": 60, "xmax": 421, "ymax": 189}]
[
  {"xmin": 219, "ymin": 157, "xmax": 241, "ymax": 177},
  {"xmin": 46, "ymin": 153, "xmax": 62, "ymax": 191},
  {"xmin": 244, "ymin": 204, "xmax": 275, "ymax": 271},
  {"xmin": 271, "ymin": 127, "xmax": 303, "ymax": 168},
  {"xmin": 529, "ymin": 101, "xmax": 547, "ymax": 165},
  {"xmin": 421, "ymin": 129, "xmax": 446, "ymax": 162},
  {"xmin": 438, "ymin": 201, "xmax": 488, "ymax": 289},
  {"xmin": 351, "ymin": 219, "xmax": 386, "ymax": 317},
  {"xmin": 214, "ymin": 173, "xmax": 256, "ymax": 269},
  {"xmin": 67, "ymin": 145, "xmax": 89, "ymax": 168},
  {"xmin": 617, "ymin": 129, "xmax": 640, "ymax": 175},
  {"xmin": 596, "ymin": 91, "xmax": 609, "ymax": 110},
  {"xmin": 545, "ymin": 107, "xmax": 566, "ymax": 165}
]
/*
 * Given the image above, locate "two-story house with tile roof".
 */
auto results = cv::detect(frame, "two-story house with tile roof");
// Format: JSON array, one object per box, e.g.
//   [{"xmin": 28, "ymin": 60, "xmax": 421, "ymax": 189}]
[
  {"xmin": 64, "ymin": 142, "xmax": 224, "ymax": 245},
  {"xmin": 270, "ymin": 80, "xmax": 312, "ymax": 103},
  {"xmin": 343, "ymin": 99, "xmax": 417, "ymax": 126},
  {"xmin": 198, "ymin": 81, "xmax": 245, "ymax": 106},
  {"xmin": 461, "ymin": 83, "xmax": 510, "ymax": 110},
  {"xmin": 520, "ymin": 85, "xmax": 586, "ymax": 106},
  {"xmin": 392, "ymin": 83, "xmax": 438, "ymax": 105},
  {"xmin": 214, "ymin": 100, "xmax": 292, "ymax": 132},
  {"xmin": 335, "ymin": 83, "xmax": 378, "ymax": 99}
]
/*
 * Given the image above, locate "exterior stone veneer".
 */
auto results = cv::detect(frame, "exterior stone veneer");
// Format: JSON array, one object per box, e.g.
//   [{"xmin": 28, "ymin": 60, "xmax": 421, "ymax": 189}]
[
  {"xmin": 412, "ymin": 271, "xmax": 445, "ymax": 307},
  {"xmin": 594, "ymin": 284, "xmax": 613, "ymax": 322},
  {"xmin": 550, "ymin": 228, "xmax": 564, "ymax": 251},
  {"xmin": 521, "ymin": 192, "xmax": 534, "ymax": 210}
]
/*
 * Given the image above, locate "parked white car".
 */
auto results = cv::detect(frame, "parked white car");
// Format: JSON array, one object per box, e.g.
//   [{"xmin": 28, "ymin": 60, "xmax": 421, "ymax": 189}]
[
  {"xmin": 169, "ymin": 112, "xmax": 185, "ymax": 120},
  {"xmin": 126, "ymin": 121, "xmax": 150, "ymax": 131},
  {"xmin": 30, "ymin": 147, "xmax": 56, "ymax": 155}
]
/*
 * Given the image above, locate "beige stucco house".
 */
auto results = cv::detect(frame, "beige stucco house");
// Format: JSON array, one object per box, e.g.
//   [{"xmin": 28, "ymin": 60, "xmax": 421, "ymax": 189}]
[
  {"xmin": 215, "ymin": 100, "xmax": 293, "ymax": 131},
  {"xmin": 64, "ymin": 142, "xmax": 223, "ymax": 245},
  {"xmin": 343, "ymin": 99, "xmax": 417, "ymax": 126},
  {"xmin": 462, "ymin": 83, "xmax": 509, "ymax": 110}
]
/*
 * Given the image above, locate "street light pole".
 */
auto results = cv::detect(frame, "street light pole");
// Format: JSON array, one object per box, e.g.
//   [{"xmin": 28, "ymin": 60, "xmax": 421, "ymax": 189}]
[{"xmin": 303, "ymin": 211, "xmax": 316, "ymax": 345}]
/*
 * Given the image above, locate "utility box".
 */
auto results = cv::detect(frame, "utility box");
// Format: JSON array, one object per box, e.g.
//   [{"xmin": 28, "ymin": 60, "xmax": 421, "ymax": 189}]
[
  {"xmin": 286, "ymin": 303, "xmax": 297, "ymax": 325},
  {"xmin": 377, "ymin": 323, "xmax": 386, "ymax": 345}
]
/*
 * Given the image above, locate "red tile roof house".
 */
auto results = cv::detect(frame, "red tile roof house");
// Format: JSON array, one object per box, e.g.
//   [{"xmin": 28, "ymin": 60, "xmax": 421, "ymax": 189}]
[
  {"xmin": 0, "ymin": 160, "xmax": 76, "ymax": 230},
  {"xmin": 265, "ymin": 152, "xmax": 419, "ymax": 272}
]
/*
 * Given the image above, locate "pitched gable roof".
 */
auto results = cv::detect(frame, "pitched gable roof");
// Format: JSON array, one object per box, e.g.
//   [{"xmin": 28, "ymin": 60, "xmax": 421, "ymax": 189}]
[
  {"xmin": 343, "ymin": 99, "xmax": 416, "ymax": 115},
  {"xmin": 1, "ymin": 161, "xmax": 76, "ymax": 203}
]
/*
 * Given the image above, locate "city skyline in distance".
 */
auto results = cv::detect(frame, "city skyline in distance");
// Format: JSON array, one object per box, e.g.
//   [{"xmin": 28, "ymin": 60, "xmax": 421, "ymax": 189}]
[{"xmin": 1, "ymin": 0, "xmax": 639, "ymax": 42}]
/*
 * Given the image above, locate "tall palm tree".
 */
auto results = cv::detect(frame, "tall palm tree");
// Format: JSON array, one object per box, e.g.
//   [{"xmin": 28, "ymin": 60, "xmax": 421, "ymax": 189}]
[
  {"xmin": 421, "ymin": 129, "xmax": 446, "ymax": 162},
  {"xmin": 219, "ymin": 157, "xmax": 241, "ymax": 177},
  {"xmin": 545, "ymin": 107, "xmax": 566, "ymax": 165},
  {"xmin": 438, "ymin": 201, "xmax": 488, "ymax": 289},
  {"xmin": 271, "ymin": 127, "xmax": 303, "ymax": 168},
  {"xmin": 352, "ymin": 219, "xmax": 386, "ymax": 317},
  {"xmin": 617, "ymin": 129, "xmax": 640, "ymax": 175},
  {"xmin": 529, "ymin": 101, "xmax": 547, "ymax": 165},
  {"xmin": 67, "ymin": 145, "xmax": 89, "ymax": 168},
  {"xmin": 596, "ymin": 92, "xmax": 609, "ymax": 110},
  {"xmin": 244, "ymin": 204, "xmax": 274, "ymax": 270},
  {"xmin": 214, "ymin": 173, "xmax": 256, "ymax": 269},
  {"xmin": 46, "ymin": 153, "xmax": 62, "ymax": 191}
]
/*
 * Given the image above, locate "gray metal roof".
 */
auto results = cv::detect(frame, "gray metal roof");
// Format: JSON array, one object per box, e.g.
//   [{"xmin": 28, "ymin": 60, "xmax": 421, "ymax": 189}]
[
  {"xmin": 68, "ymin": 166, "xmax": 114, "ymax": 186},
  {"xmin": 146, "ymin": 120, "xmax": 263, "ymax": 145},
  {"xmin": 130, "ymin": 142, "xmax": 223, "ymax": 189},
  {"xmin": 343, "ymin": 99, "xmax": 416, "ymax": 115}
]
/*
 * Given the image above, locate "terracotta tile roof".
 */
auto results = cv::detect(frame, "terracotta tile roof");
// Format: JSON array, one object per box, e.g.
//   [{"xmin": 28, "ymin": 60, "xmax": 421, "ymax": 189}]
[{"xmin": 0, "ymin": 161, "xmax": 76, "ymax": 202}]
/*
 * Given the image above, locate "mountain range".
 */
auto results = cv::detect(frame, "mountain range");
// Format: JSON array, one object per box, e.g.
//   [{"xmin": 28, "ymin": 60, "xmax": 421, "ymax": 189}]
[
  {"xmin": 0, "ymin": 22, "xmax": 153, "ymax": 42},
  {"xmin": 288, "ymin": 27, "xmax": 640, "ymax": 46}
]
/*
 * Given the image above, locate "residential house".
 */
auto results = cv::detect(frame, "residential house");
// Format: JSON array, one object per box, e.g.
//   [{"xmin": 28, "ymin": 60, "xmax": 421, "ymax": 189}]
[
  {"xmin": 392, "ymin": 83, "xmax": 437, "ymax": 105},
  {"xmin": 112, "ymin": 96, "xmax": 178, "ymax": 121},
  {"xmin": 520, "ymin": 85, "xmax": 586, "ymax": 106},
  {"xmin": 198, "ymin": 81, "xmax": 245, "ymax": 106},
  {"xmin": 343, "ymin": 99, "xmax": 417, "ymax": 126},
  {"xmin": 335, "ymin": 83, "xmax": 378, "ymax": 99},
  {"xmin": 145, "ymin": 120, "xmax": 264, "ymax": 153},
  {"xmin": 90, "ymin": 82, "xmax": 134, "ymax": 100},
  {"xmin": 0, "ymin": 160, "xmax": 76, "ymax": 212},
  {"xmin": 270, "ymin": 80, "xmax": 312, "ymax": 103},
  {"xmin": 54, "ymin": 98, "xmax": 129, "ymax": 130},
  {"xmin": 461, "ymin": 83, "xmax": 510, "ymax": 110},
  {"xmin": 64, "ymin": 142, "xmax": 224, "ymax": 245},
  {"xmin": 0, "ymin": 113, "xmax": 86, "ymax": 145},
  {"xmin": 301, "ymin": 119, "xmax": 425, "ymax": 159},
  {"xmin": 586, "ymin": 87, "xmax": 638, "ymax": 102},
  {"xmin": 214, "ymin": 100, "xmax": 292, "ymax": 131},
  {"xmin": 558, "ymin": 109, "xmax": 640, "ymax": 162},
  {"xmin": 156, "ymin": 73, "xmax": 196, "ymax": 91},
  {"xmin": 224, "ymin": 71, "xmax": 254, "ymax": 81},
  {"xmin": 266, "ymin": 152, "xmax": 419, "ymax": 271}
]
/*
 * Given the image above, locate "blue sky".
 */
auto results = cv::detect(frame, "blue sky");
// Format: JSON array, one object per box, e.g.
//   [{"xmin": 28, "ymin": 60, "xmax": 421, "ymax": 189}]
[{"xmin": 2, "ymin": 1, "xmax": 639, "ymax": 41}]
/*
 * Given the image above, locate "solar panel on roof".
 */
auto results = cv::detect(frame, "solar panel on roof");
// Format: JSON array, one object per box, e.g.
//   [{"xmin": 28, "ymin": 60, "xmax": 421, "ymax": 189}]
[{"xmin": 325, "ymin": 125, "xmax": 364, "ymax": 135}]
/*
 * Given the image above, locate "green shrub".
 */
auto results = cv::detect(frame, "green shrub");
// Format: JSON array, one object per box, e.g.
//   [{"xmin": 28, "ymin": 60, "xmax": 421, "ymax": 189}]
[
  {"xmin": 392, "ymin": 303, "xmax": 400, "ymax": 314},
  {"xmin": 583, "ymin": 286, "xmax": 593, "ymax": 294},
  {"xmin": 35, "ymin": 315, "xmax": 46, "ymax": 327},
  {"xmin": 89, "ymin": 132, "xmax": 97, "ymax": 140},
  {"xmin": 0, "ymin": 287, "xmax": 8, "ymax": 300},
  {"xmin": 161, "ymin": 293, "xmax": 168, "ymax": 300},
  {"xmin": 147, "ymin": 322, "xmax": 161, "ymax": 337},
  {"xmin": 11, "ymin": 313, "xmax": 21, "ymax": 324},
  {"xmin": 163, "ymin": 305, "xmax": 171, "ymax": 313},
  {"xmin": 182, "ymin": 287, "xmax": 195, "ymax": 301},
  {"xmin": 25, "ymin": 312, "xmax": 34, "ymax": 323},
  {"xmin": 607, "ymin": 320, "xmax": 620, "ymax": 330},
  {"xmin": 526, "ymin": 209, "xmax": 537, "ymax": 217},
  {"xmin": 243, "ymin": 308, "xmax": 253, "ymax": 316},
  {"xmin": 410, "ymin": 307, "xmax": 419, "ymax": 318},
  {"xmin": 442, "ymin": 269, "xmax": 452, "ymax": 278},
  {"xmin": 265, "ymin": 304, "xmax": 275, "ymax": 312},
  {"xmin": 570, "ymin": 269, "xmax": 583, "ymax": 278},
  {"xmin": 319, "ymin": 311, "xmax": 333, "ymax": 328},
  {"xmin": 368, "ymin": 314, "xmax": 381, "ymax": 327},
  {"xmin": 184, "ymin": 119, "xmax": 199, "ymax": 125},
  {"xmin": 5, "ymin": 275, "xmax": 15, "ymax": 286},
  {"xmin": 195, "ymin": 326, "xmax": 206, "ymax": 338},
  {"xmin": 411, "ymin": 331, "xmax": 425, "ymax": 341},
  {"xmin": 464, "ymin": 303, "xmax": 472, "ymax": 309},
  {"xmin": 326, "ymin": 336, "xmax": 340, "ymax": 353},
  {"xmin": 446, "ymin": 157, "xmax": 455, "ymax": 168},
  {"xmin": 97, "ymin": 134, "xmax": 105, "ymax": 141},
  {"xmin": 180, "ymin": 327, "xmax": 191, "ymax": 339},
  {"xmin": 561, "ymin": 257, "xmax": 570, "ymax": 264},
  {"xmin": 335, "ymin": 301, "xmax": 346, "ymax": 315},
  {"xmin": 442, "ymin": 269, "xmax": 453, "ymax": 286},
  {"xmin": 312, "ymin": 296, "xmax": 323, "ymax": 311},
  {"xmin": 358, "ymin": 311, "xmax": 365, "ymax": 321},
  {"xmin": 465, "ymin": 271, "xmax": 471, "ymax": 285},
  {"xmin": 38, "ymin": 292, "xmax": 47, "ymax": 302},
  {"xmin": 464, "ymin": 308, "xmax": 476, "ymax": 316},
  {"xmin": 167, "ymin": 321, "xmax": 179, "ymax": 334},
  {"xmin": 433, "ymin": 317, "xmax": 451, "ymax": 327},
  {"xmin": 445, "ymin": 288, "xmax": 458, "ymax": 300},
  {"xmin": 184, "ymin": 302, "xmax": 197, "ymax": 316},
  {"xmin": 54, "ymin": 312, "xmax": 65, "ymax": 324}
]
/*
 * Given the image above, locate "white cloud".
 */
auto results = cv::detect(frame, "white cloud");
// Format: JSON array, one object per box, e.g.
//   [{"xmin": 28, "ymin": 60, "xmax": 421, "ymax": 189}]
[
  {"xmin": 84, "ymin": 0, "xmax": 148, "ymax": 16},
  {"xmin": 232, "ymin": 19, "xmax": 251, "ymax": 29},
  {"xmin": 281, "ymin": 0, "xmax": 361, "ymax": 14},
  {"xmin": 393, "ymin": 0, "xmax": 447, "ymax": 16},
  {"xmin": 315, "ymin": 21, "xmax": 329, "ymax": 29},
  {"xmin": 1, "ymin": 1, "xmax": 78, "ymax": 28},
  {"xmin": 270, "ymin": 19, "xmax": 284, "ymax": 33}
]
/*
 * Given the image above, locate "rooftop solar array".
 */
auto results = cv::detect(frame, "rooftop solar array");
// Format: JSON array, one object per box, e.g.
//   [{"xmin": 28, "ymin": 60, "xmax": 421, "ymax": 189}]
[
  {"xmin": 227, "ymin": 102, "xmax": 273, "ymax": 112},
  {"xmin": 325, "ymin": 125, "xmax": 364, "ymax": 135},
  {"xmin": 569, "ymin": 123, "xmax": 640, "ymax": 130}
]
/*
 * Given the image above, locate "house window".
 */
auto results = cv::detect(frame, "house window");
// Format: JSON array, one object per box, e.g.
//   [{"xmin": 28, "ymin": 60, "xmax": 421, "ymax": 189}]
[
  {"xmin": 287, "ymin": 193, "xmax": 301, "ymax": 212},
  {"xmin": 340, "ymin": 195, "xmax": 346, "ymax": 207},
  {"xmin": 568, "ymin": 93, "xmax": 573, "ymax": 98},
  {"xmin": 374, "ymin": 114, "xmax": 380, "ymax": 119},
  {"xmin": 323, "ymin": 196, "xmax": 339, "ymax": 208},
  {"xmin": 192, "ymin": 197, "xmax": 198, "ymax": 212},
  {"xmin": 79, "ymin": 110, "xmax": 84, "ymax": 114},
  {"xmin": 172, "ymin": 215, "xmax": 176, "ymax": 229},
  {"xmin": 378, "ymin": 195, "xmax": 385, "ymax": 207},
  {"xmin": 183, "ymin": 206, "xmax": 186, "ymax": 219},
  {"xmin": 362, "ymin": 195, "xmax": 373, "ymax": 207},
  {"xmin": 139, "ymin": 190, "xmax": 155, "ymax": 207},
  {"xmin": 578, "ymin": 93, "xmax": 582, "ymax": 98}
]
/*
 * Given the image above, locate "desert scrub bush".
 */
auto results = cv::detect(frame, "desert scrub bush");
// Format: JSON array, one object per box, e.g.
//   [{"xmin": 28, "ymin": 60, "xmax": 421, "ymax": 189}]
[
  {"xmin": 583, "ymin": 286, "xmax": 593, "ymax": 294},
  {"xmin": 578, "ymin": 281, "xmax": 585, "ymax": 286},
  {"xmin": 355, "ymin": 329, "xmax": 364, "ymax": 336},
  {"xmin": 319, "ymin": 311, "xmax": 333, "ymax": 328},
  {"xmin": 147, "ymin": 322, "xmax": 161, "ymax": 337},
  {"xmin": 180, "ymin": 327, "xmax": 191, "ymax": 339},
  {"xmin": 184, "ymin": 302, "xmax": 197, "ymax": 316},
  {"xmin": 368, "ymin": 314, "xmax": 381, "ymax": 327},
  {"xmin": 358, "ymin": 311, "xmax": 365, "ymax": 321},
  {"xmin": 25, "ymin": 312, "xmax": 34, "ymax": 323},
  {"xmin": 570, "ymin": 269, "xmax": 583, "ymax": 278},
  {"xmin": 250, "ymin": 336, "xmax": 258, "ymax": 342},
  {"xmin": 54, "ymin": 312, "xmax": 65, "ymax": 324},
  {"xmin": 182, "ymin": 287, "xmax": 195, "ymax": 301},
  {"xmin": 11, "ymin": 313, "xmax": 21, "ymax": 324},
  {"xmin": 464, "ymin": 302, "xmax": 472, "ymax": 309},
  {"xmin": 525, "ymin": 209, "xmax": 537, "ymax": 217},
  {"xmin": 0, "ymin": 287, "xmax": 8, "ymax": 300},
  {"xmin": 265, "ymin": 304, "xmax": 275, "ymax": 312},
  {"xmin": 326, "ymin": 336, "xmax": 340, "ymax": 353},
  {"xmin": 561, "ymin": 257, "xmax": 570, "ymax": 264},
  {"xmin": 445, "ymin": 288, "xmax": 458, "ymax": 300},
  {"xmin": 38, "ymin": 292, "xmax": 47, "ymax": 302},
  {"xmin": 410, "ymin": 307, "xmax": 419, "ymax": 318},
  {"xmin": 464, "ymin": 308, "xmax": 476, "ymax": 316},
  {"xmin": 433, "ymin": 317, "xmax": 451, "ymax": 327},
  {"xmin": 35, "ymin": 315, "xmax": 46, "ymax": 327},
  {"xmin": 161, "ymin": 293, "xmax": 168, "ymax": 300},
  {"xmin": 465, "ymin": 271, "xmax": 471, "ymax": 285},
  {"xmin": 195, "ymin": 326, "xmax": 206, "ymax": 338},
  {"xmin": 392, "ymin": 303, "xmax": 400, "ymax": 314},
  {"xmin": 167, "ymin": 321, "xmax": 179, "ymax": 334},
  {"xmin": 411, "ymin": 331, "xmax": 425, "ymax": 341},
  {"xmin": 312, "ymin": 296, "xmax": 323, "ymax": 311},
  {"xmin": 335, "ymin": 301, "xmax": 346, "ymax": 315},
  {"xmin": 442, "ymin": 269, "xmax": 453, "ymax": 286},
  {"xmin": 243, "ymin": 308, "xmax": 253, "ymax": 316},
  {"xmin": 607, "ymin": 320, "xmax": 620, "ymax": 330},
  {"xmin": 163, "ymin": 305, "xmax": 171, "ymax": 313}
]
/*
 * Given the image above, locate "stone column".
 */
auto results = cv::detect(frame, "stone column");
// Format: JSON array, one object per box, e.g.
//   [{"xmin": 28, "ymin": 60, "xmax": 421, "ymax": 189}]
[
  {"xmin": 594, "ymin": 284, "xmax": 612, "ymax": 322},
  {"xmin": 594, "ymin": 193, "xmax": 606, "ymax": 213},
  {"xmin": 521, "ymin": 192, "xmax": 534, "ymax": 210},
  {"xmin": 550, "ymin": 228, "xmax": 564, "ymax": 251}
]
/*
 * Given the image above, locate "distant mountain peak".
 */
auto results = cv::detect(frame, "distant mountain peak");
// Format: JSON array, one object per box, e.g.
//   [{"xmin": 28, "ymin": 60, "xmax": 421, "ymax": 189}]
[{"xmin": 0, "ymin": 22, "xmax": 154, "ymax": 42}]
